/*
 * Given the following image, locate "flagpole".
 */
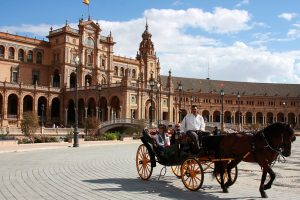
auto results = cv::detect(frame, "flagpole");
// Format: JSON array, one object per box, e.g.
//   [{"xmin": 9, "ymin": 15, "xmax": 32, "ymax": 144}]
[{"xmin": 88, "ymin": 4, "xmax": 90, "ymax": 19}]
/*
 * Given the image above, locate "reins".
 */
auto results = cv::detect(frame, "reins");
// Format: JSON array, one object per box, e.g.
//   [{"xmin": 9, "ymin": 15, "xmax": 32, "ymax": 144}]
[{"xmin": 261, "ymin": 131, "xmax": 286, "ymax": 164}]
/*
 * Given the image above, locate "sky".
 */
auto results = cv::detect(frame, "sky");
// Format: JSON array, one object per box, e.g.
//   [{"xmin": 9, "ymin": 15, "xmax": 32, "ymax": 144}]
[{"xmin": 1, "ymin": 0, "xmax": 300, "ymax": 84}]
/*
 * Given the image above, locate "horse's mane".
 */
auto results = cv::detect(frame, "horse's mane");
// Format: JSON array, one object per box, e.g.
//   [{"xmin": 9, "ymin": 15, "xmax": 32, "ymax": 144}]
[{"xmin": 257, "ymin": 122, "xmax": 290, "ymax": 138}]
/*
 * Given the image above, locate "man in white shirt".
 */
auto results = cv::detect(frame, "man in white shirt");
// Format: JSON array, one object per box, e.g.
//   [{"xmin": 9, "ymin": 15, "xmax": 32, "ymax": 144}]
[{"xmin": 180, "ymin": 105, "xmax": 205, "ymax": 152}]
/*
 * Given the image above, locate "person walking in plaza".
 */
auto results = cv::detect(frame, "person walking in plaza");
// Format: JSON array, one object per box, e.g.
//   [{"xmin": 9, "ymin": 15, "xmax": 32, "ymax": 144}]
[{"xmin": 180, "ymin": 105, "xmax": 205, "ymax": 152}]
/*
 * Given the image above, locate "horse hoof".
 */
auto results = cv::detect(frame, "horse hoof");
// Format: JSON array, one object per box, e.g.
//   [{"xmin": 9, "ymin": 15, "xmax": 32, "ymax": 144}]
[
  {"xmin": 260, "ymin": 191, "xmax": 268, "ymax": 198},
  {"xmin": 222, "ymin": 188, "xmax": 229, "ymax": 193},
  {"xmin": 263, "ymin": 184, "xmax": 271, "ymax": 190},
  {"xmin": 224, "ymin": 182, "xmax": 232, "ymax": 188}
]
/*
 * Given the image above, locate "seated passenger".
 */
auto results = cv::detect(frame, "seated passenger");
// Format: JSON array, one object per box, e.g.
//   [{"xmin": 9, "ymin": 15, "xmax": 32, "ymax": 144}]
[
  {"xmin": 180, "ymin": 105, "xmax": 205, "ymax": 153},
  {"xmin": 155, "ymin": 124, "xmax": 170, "ymax": 155},
  {"xmin": 170, "ymin": 123, "xmax": 181, "ymax": 145}
]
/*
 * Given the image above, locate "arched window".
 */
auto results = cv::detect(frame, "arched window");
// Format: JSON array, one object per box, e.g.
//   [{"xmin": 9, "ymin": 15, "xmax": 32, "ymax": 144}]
[
  {"xmin": 36, "ymin": 52, "xmax": 42, "ymax": 64},
  {"xmin": 87, "ymin": 54, "xmax": 92, "ymax": 66},
  {"xmin": 8, "ymin": 47, "xmax": 15, "ymax": 59},
  {"xmin": 18, "ymin": 49, "xmax": 24, "ymax": 61},
  {"xmin": 114, "ymin": 66, "xmax": 118, "ymax": 76},
  {"xmin": 0, "ymin": 45, "xmax": 5, "ymax": 58},
  {"xmin": 53, "ymin": 69, "xmax": 60, "ymax": 87},
  {"xmin": 120, "ymin": 67, "xmax": 124, "ymax": 77},
  {"xmin": 132, "ymin": 69, "xmax": 136, "ymax": 78},
  {"xmin": 85, "ymin": 74, "xmax": 92, "ymax": 86},
  {"xmin": 27, "ymin": 50, "xmax": 33, "ymax": 62},
  {"xmin": 70, "ymin": 72, "xmax": 76, "ymax": 88}
]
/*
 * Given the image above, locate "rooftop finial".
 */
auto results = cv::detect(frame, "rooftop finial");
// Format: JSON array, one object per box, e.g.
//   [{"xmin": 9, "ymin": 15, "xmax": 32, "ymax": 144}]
[
  {"xmin": 65, "ymin": 19, "xmax": 68, "ymax": 26},
  {"xmin": 146, "ymin": 17, "xmax": 148, "ymax": 31}
]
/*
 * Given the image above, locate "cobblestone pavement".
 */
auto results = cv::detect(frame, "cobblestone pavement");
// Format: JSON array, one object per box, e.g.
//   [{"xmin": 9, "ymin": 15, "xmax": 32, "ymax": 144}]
[{"xmin": 0, "ymin": 138, "xmax": 299, "ymax": 200}]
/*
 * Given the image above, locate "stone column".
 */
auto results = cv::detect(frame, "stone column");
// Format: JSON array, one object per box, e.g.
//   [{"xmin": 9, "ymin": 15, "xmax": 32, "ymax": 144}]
[
  {"xmin": 107, "ymin": 106, "xmax": 111, "ymax": 120},
  {"xmin": 64, "ymin": 108, "xmax": 68, "ymax": 126}
]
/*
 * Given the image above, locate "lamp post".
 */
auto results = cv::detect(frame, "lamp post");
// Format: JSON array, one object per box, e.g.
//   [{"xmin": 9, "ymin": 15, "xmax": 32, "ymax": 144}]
[
  {"xmin": 156, "ymin": 82, "xmax": 161, "ymax": 124},
  {"xmin": 283, "ymin": 101, "xmax": 286, "ymax": 123},
  {"xmin": 73, "ymin": 55, "xmax": 80, "ymax": 147},
  {"xmin": 149, "ymin": 72, "xmax": 155, "ymax": 126},
  {"xmin": 220, "ymin": 89, "xmax": 225, "ymax": 133},
  {"xmin": 41, "ymin": 104, "xmax": 44, "ymax": 127},
  {"xmin": 178, "ymin": 82, "xmax": 183, "ymax": 122},
  {"xmin": 237, "ymin": 92, "xmax": 241, "ymax": 131},
  {"xmin": 98, "ymin": 84, "xmax": 102, "ymax": 123}
]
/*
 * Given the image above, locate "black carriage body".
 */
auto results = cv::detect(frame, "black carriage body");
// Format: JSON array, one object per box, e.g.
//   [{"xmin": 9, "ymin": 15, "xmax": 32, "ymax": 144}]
[{"xmin": 141, "ymin": 129, "xmax": 191, "ymax": 166}]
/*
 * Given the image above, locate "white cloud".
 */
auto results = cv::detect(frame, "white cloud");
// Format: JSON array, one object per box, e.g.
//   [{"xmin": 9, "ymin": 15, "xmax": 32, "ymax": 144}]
[
  {"xmin": 278, "ymin": 13, "xmax": 298, "ymax": 21},
  {"xmin": 287, "ymin": 29, "xmax": 300, "ymax": 39},
  {"xmin": 0, "ymin": 8, "xmax": 299, "ymax": 84},
  {"xmin": 172, "ymin": 0, "xmax": 183, "ymax": 6},
  {"xmin": 235, "ymin": 0, "xmax": 250, "ymax": 8},
  {"xmin": 142, "ymin": 8, "xmax": 251, "ymax": 34}
]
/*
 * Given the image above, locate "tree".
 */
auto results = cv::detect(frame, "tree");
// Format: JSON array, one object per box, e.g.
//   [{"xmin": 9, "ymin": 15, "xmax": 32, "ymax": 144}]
[
  {"xmin": 21, "ymin": 111, "xmax": 39, "ymax": 143},
  {"xmin": 84, "ymin": 117, "xmax": 100, "ymax": 136}
]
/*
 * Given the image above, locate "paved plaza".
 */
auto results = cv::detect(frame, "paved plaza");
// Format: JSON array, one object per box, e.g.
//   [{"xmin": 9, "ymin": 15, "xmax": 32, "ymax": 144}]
[{"xmin": 0, "ymin": 138, "xmax": 299, "ymax": 200}]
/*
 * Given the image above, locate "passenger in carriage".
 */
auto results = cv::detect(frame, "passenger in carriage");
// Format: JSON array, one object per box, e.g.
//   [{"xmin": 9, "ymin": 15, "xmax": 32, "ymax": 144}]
[
  {"xmin": 170, "ymin": 123, "xmax": 181, "ymax": 145},
  {"xmin": 155, "ymin": 124, "xmax": 170, "ymax": 155},
  {"xmin": 180, "ymin": 105, "xmax": 205, "ymax": 152}
]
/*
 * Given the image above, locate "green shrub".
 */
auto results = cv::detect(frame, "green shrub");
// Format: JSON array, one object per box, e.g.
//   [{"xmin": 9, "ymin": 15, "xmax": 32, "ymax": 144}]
[
  {"xmin": 21, "ymin": 112, "xmax": 39, "ymax": 143},
  {"xmin": 103, "ymin": 132, "xmax": 120, "ymax": 140}
]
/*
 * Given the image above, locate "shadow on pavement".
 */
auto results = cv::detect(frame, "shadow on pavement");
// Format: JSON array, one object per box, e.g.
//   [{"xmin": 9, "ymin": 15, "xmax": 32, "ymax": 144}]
[{"xmin": 84, "ymin": 177, "xmax": 225, "ymax": 200}]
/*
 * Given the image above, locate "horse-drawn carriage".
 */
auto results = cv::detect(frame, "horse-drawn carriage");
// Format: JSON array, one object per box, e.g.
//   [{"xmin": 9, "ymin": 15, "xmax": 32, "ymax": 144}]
[
  {"xmin": 136, "ymin": 123, "xmax": 296, "ymax": 198},
  {"xmin": 135, "ymin": 127, "xmax": 238, "ymax": 191}
]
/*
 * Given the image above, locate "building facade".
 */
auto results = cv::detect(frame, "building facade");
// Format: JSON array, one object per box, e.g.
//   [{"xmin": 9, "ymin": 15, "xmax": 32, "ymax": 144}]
[{"xmin": 0, "ymin": 18, "xmax": 299, "ymax": 130}]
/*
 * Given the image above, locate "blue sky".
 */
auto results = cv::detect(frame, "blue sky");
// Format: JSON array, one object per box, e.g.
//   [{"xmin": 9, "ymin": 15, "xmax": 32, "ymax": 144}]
[{"xmin": 1, "ymin": 0, "xmax": 300, "ymax": 83}]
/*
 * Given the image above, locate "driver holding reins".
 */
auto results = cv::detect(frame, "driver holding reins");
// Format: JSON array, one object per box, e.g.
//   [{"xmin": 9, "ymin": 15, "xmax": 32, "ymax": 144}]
[{"xmin": 180, "ymin": 105, "xmax": 205, "ymax": 152}]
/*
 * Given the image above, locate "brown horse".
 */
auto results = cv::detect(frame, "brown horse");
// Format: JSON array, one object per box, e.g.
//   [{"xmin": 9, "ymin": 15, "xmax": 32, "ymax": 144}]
[{"xmin": 215, "ymin": 123, "xmax": 296, "ymax": 198}]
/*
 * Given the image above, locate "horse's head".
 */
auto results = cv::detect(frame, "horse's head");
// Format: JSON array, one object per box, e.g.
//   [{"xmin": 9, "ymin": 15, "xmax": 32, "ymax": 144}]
[
  {"xmin": 264, "ymin": 123, "xmax": 296, "ymax": 157},
  {"xmin": 281, "ymin": 124, "xmax": 296, "ymax": 157}
]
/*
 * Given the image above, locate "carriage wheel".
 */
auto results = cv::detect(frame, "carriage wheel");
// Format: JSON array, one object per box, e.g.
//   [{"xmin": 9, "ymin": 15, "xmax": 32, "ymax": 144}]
[
  {"xmin": 215, "ymin": 165, "xmax": 238, "ymax": 186},
  {"xmin": 136, "ymin": 144, "xmax": 153, "ymax": 180},
  {"xmin": 171, "ymin": 165, "xmax": 181, "ymax": 178},
  {"xmin": 181, "ymin": 158, "xmax": 204, "ymax": 191}
]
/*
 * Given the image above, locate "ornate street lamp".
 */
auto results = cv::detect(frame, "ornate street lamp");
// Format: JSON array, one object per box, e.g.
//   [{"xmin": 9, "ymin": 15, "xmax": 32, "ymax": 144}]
[
  {"xmin": 220, "ymin": 89, "xmax": 225, "ymax": 133},
  {"xmin": 237, "ymin": 92, "xmax": 241, "ymax": 131},
  {"xmin": 156, "ymin": 82, "xmax": 161, "ymax": 124},
  {"xmin": 149, "ymin": 72, "xmax": 155, "ymax": 125},
  {"xmin": 178, "ymin": 82, "xmax": 183, "ymax": 121},
  {"xmin": 98, "ymin": 84, "xmax": 102, "ymax": 123},
  {"xmin": 41, "ymin": 104, "xmax": 45, "ymax": 127},
  {"xmin": 73, "ymin": 55, "xmax": 80, "ymax": 147},
  {"xmin": 283, "ymin": 101, "xmax": 286, "ymax": 123}
]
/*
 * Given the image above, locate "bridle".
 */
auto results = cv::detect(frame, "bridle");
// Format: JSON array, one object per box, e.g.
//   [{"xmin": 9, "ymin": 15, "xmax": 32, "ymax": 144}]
[
  {"xmin": 261, "ymin": 131, "xmax": 285, "ymax": 157},
  {"xmin": 261, "ymin": 125, "xmax": 294, "ymax": 160}
]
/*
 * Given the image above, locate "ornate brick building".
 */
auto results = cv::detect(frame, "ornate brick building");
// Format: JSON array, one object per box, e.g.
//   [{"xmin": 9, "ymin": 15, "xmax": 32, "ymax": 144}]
[{"xmin": 0, "ymin": 18, "xmax": 299, "ymax": 129}]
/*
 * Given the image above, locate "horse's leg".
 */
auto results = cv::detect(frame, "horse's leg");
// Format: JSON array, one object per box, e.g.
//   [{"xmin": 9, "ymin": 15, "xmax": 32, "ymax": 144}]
[
  {"xmin": 220, "ymin": 162, "xmax": 228, "ymax": 193},
  {"xmin": 257, "ymin": 158, "xmax": 271, "ymax": 198},
  {"xmin": 225, "ymin": 159, "xmax": 241, "ymax": 188},
  {"xmin": 259, "ymin": 170, "xmax": 268, "ymax": 198},
  {"xmin": 214, "ymin": 161, "xmax": 228, "ymax": 193},
  {"xmin": 263, "ymin": 167, "xmax": 276, "ymax": 190}
]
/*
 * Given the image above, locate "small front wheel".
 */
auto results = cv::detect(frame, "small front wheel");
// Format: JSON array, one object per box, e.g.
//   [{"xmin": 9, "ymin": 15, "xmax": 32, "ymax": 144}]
[
  {"xmin": 171, "ymin": 165, "xmax": 181, "ymax": 178},
  {"xmin": 136, "ymin": 144, "xmax": 153, "ymax": 180},
  {"xmin": 181, "ymin": 158, "xmax": 204, "ymax": 191}
]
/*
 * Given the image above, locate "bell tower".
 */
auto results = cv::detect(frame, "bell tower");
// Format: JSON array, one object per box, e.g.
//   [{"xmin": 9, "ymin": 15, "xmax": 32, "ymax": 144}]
[{"xmin": 137, "ymin": 22, "xmax": 160, "ymax": 87}]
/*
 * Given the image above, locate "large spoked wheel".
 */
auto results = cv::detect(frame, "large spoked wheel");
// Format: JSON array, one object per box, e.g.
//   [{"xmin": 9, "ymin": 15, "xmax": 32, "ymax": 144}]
[
  {"xmin": 136, "ymin": 144, "xmax": 153, "ymax": 180},
  {"xmin": 215, "ymin": 165, "xmax": 238, "ymax": 186},
  {"xmin": 171, "ymin": 165, "xmax": 181, "ymax": 178},
  {"xmin": 181, "ymin": 158, "xmax": 204, "ymax": 191}
]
